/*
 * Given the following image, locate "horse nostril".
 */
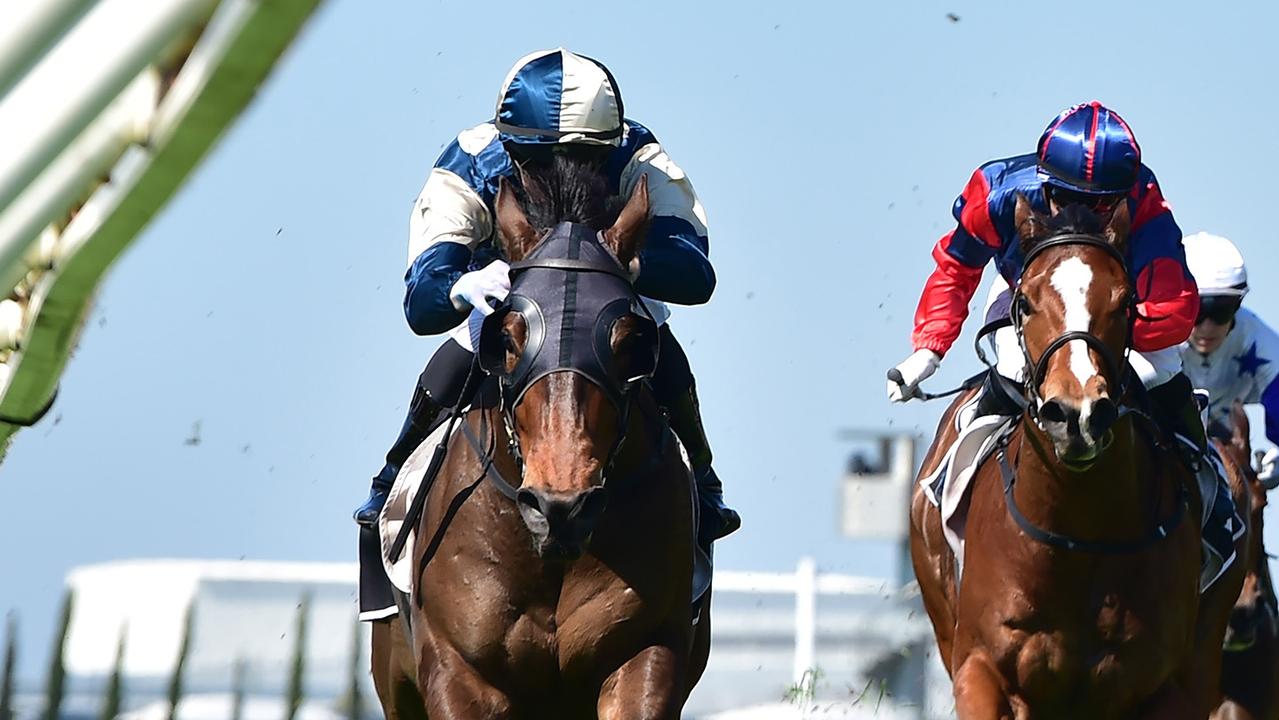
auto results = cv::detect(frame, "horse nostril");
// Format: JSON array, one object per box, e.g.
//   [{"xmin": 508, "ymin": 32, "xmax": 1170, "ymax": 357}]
[
  {"xmin": 516, "ymin": 487, "xmax": 542, "ymax": 513},
  {"xmin": 573, "ymin": 486, "xmax": 609, "ymax": 525},
  {"xmin": 1088, "ymin": 398, "xmax": 1119, "ymax": 438},
  {"xmin": 1040, "ymin": 398, "xmax": 1072, "ymax": 425}
]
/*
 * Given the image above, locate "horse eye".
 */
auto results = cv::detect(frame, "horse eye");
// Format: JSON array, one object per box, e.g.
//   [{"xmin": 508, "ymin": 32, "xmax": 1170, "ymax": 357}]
[{"xmin": 1018, "ymin": 296, "xmax": 1035, "ymax": 316}]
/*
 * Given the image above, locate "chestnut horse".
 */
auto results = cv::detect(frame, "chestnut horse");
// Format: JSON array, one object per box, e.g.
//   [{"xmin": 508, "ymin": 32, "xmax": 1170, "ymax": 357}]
[
  {"xmin": 909, "ymin": 196, "xmax": 1246, "ymax": 719},
  {"xmin": 1213, "ymin": 404, "xmax": 1279, "ymax": 720},
  {"xmin": 371, "ymin": 158, "xmax": 710, "ymax": 719}
]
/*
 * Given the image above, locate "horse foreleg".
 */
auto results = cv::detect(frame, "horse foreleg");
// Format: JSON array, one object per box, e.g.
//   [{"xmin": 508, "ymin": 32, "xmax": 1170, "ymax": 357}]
[
  {"xmin": 418, "ymin": 635, "xmax": 512, "ymax": 720},
  {"xmin": 953, "ymin": 654, "xmax": 1012, "ymax": 720},
  {"xmin": 371, "ymin": 618, "xmax": 428, "ymax": 720},
  {"xmin": 596, "ymin": 644, "xmax": 684, "ymax": 720}
]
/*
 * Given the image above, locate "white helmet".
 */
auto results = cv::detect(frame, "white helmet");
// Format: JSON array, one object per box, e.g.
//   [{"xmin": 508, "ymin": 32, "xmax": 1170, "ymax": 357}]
[{"xmin": 1183, "ymin": 232, "xmax": 1248, "ymax": 297}]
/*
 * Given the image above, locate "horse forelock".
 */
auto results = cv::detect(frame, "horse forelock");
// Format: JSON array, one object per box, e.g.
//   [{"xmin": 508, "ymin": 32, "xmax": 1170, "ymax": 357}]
[{"xmin": 515, "ymin": 154, "xmax": 622, "ymax": 232}]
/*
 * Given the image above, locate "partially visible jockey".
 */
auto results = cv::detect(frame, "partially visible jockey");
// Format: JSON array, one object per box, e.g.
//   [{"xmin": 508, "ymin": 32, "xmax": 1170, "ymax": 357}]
[
  {"xmin": 1181, "ymin": 232, "xmax": 1279, "ymax": 484},
  {"xmin": 353, "ymin": 49, "xmax": 740, "ymax": 550},
  {"xmin": 887, "ymin": 101, "xmax": 1210, "ymax": 466}
]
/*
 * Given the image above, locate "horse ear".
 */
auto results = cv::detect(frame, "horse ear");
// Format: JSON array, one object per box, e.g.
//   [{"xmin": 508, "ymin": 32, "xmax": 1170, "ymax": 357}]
[
  {"xmin": 496, "ymin": 178, "xmax": 539, "ymax": 261},
  {"xmin": 1104, "ymin": 199, "xmax": 1131, "ymax": 252},
  {"xmin": 603, "ymin": 175, "xmax": 650, "ymax": 267},
  {"xmin": 1015, "ymin": 192, "xmax": 1050, "ymax": 253},
  {"xmin": 1231, "ymin": 400, "xmax": 1251, "ymax": 454}
]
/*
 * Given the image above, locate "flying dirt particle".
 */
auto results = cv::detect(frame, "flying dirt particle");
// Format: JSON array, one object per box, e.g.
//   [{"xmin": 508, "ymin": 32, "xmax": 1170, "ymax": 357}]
[
  {"xmin": 773, "ymin": 23, "xmax": 781, "ymax": 30},
  {"xmin": 946, "ymin": 12, "xmax": 961, "ymax": 22},
  {"xmin": 745, "ymin": 291, "xmax": 755, "ymax": 300},
  {"xmin": 887, "ymin": 202, "xmax": 895, "ymax": 210},
  {"xmin": 241, "ymin": 444, "xmax": 251, "ymax": 454},
  {"xmin": 275, "ymin": 227, "xmax": 282, "ymax": 236},
  {"xmin": 98, "ymin": 316, "xmax": 106, "ymax": 328},
  {"xmin": 53, "ymin": 413, "xmax": 61, "ymax": 426},
  {"xmin": 184, "ymin": 421, "xmax": 202, "ymax": 446}
]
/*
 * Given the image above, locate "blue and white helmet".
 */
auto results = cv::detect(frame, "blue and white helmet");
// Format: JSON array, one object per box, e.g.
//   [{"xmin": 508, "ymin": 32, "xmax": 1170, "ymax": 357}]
[{"xmin": 495, "ymin": 48, "xmax": 624, "ymax": 147}]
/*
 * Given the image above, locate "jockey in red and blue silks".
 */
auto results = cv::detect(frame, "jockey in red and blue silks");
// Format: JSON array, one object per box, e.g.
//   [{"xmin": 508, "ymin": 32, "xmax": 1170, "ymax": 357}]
[
  {"xmin": 888, "ymin": 101, "xmax": 1199, "ymax": 417},
  {"xmin": 354, "ymin": 49, "xmax": 739, "ymax": 552},
  {"xmin": 887, "ymin": 101, "xmax": 1241, "ymax": 578}
]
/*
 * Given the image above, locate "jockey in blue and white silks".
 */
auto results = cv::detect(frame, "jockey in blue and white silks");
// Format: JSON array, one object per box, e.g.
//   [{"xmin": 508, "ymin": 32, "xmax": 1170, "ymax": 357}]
[
  {"xmin": 1181, "ymin": 233, "xmax": 1279, "ymax": 484},
  {"xmin": 355, "ymin": 49, "xmax": 740, "ymax": 550}
]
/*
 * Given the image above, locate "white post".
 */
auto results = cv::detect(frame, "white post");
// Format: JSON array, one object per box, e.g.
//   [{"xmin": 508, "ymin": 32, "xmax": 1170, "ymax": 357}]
[{"xmin": 792, "ymin": 556, "xmax": 817, "ymax": 687}]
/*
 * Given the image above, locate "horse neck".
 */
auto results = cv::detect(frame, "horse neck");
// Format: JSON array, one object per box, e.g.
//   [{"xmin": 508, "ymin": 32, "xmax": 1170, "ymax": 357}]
[{"xmin": 1014, "ymin": 414, "xmax": 1169, "ymax": 542}]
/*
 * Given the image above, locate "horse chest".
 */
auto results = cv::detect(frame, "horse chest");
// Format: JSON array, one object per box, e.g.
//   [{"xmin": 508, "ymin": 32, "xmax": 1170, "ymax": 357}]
[{"xmin": 989, "ymin": 578, "xmax": 1189, "ymax": 710}]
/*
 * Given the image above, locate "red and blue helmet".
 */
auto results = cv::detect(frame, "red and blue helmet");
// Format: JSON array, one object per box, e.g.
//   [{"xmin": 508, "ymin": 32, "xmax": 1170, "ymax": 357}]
[{"xmin": 1036, "ymin": 101, "xmax": 1141, "ymax": 195}]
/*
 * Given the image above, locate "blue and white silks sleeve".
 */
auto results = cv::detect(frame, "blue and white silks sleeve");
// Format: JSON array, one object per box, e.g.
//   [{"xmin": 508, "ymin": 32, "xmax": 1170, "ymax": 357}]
[
  {"xmin": 402, "ymin": 128, "xmax": 498, "ymax": 336},
  {"xmin": 617, "ymin": 141, "xmax": 715, "ymax": 305}
]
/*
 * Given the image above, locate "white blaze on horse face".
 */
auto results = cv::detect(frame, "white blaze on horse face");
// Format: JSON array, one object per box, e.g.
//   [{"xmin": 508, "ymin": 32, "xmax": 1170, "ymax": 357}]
[{"xmin": 1049, "ymin": 257, "xmax": 1098, "ymax": 393}]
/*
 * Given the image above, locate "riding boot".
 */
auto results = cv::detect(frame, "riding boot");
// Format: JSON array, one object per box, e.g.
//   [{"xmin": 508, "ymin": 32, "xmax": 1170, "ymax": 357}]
[
  {"xmin": 1148, "ymin": 373, "xmax": 1241, "ymax": 587},
  {"xmin": 354, "ymin": 386, "xmax": 445, "ymax": 526},
  {"xmin": 663, "ymin": 381, "xmax": 741, "ymax": 550},
  {"xmin": 1148, "ymin": 373, "xmax": 1208, "ymax": 454}
]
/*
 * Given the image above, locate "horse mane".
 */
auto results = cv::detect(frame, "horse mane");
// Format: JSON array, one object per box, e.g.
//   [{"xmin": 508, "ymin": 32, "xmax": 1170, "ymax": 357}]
[{"xmin": 514, "ymin": 154, "xmax": 622, "ymax": 232}]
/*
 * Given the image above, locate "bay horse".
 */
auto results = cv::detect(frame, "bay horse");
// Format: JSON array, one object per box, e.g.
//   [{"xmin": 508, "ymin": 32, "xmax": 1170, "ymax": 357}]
[
  {"xmin": 909, "ymin": 195, "xmax": 1246, "ymax": 719},
  {"xmin": 1213, "ymin": 404, "xmax": 1279, "ymax": 720},
  {"xmin": 371, "ymin": 157, "xmax": 710, "ymax": 719}
]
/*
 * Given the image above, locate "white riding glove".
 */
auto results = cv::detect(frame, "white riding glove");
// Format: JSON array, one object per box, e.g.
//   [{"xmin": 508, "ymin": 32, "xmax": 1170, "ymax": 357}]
[
  {"xmin": 448, "ymin": 260, "xmax": 511, "ymax": 316},
  {"xmin": 1258, "ymin": 447, "xmax": 1279, "ymax": 489},
  {"xmin": 886, "ymin": 349, "xmax": 941, "ymax": 403}
]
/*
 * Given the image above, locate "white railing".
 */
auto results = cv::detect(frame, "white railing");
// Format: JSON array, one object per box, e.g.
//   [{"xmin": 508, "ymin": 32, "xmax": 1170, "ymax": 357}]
[{"xmin": 714, "ymin": 557, "xmax": 920, "ymax": 685}]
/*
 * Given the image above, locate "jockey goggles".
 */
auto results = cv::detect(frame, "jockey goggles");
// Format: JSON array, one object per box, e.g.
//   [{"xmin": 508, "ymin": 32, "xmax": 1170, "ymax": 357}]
[
  {"xmin": 1196, "ymin": 295, "xmax": 1242, "ymax": 325},
  {"xmin": 1045, "ymin": 185, "xmax": 1126, "ymax": 214}
]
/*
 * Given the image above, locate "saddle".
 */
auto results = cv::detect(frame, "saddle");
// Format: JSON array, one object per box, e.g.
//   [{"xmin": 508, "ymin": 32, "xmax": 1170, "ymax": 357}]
[{"xmin": 922, "ymin": 372, "xmax": 1242, "ymax": 593}]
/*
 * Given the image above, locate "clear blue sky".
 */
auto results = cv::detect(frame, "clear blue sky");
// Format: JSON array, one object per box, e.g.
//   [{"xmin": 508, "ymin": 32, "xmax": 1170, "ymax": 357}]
[{"xmin": 4, "ymin": 0, "xmax": 1279, "ymax": 680}]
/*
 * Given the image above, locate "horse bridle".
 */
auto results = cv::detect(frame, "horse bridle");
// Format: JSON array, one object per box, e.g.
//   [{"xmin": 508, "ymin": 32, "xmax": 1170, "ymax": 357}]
[
  {"xmin": 476, "ymin": 223, "xmax": 662, "ymax": 495},
  {"xmin": 1010, "ymin": 233, "xmax": 1137, "ymax": 426},
  {"xmin": 998, "ymin": 232, "xmax": 1189, "ymax": 555}
]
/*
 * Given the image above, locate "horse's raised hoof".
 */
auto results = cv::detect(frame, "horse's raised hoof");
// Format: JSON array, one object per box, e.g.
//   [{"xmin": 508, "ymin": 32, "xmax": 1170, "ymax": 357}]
[{"xmin": 516, "ymin": 485, "xmax": 609, "ymax": 560}]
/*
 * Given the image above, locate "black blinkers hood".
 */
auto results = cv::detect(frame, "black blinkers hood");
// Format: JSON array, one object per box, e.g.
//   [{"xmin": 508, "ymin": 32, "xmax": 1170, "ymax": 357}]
[{"xmin": 478, "ymin": 222, "xmax": 659, "ymax": 408}]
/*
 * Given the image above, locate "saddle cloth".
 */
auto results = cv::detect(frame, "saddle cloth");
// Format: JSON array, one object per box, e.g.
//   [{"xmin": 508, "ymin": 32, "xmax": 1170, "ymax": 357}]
[
  {"xmin": 919, "ymin": 394, "xmax": 1011, "ymax": 578},
  {"xmin": 921, "ymin": 399, "xmax": 1243, "ymax": 592},
  {"xmin": 377, "ymin": 418, "xmax": 460, "ymax": 593}
]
